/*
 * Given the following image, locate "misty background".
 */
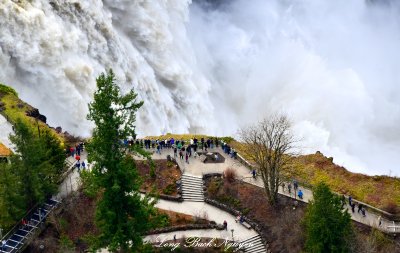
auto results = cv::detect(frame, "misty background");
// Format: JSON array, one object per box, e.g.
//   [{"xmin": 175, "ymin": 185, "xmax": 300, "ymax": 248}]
[{"xmin": 0, "ymin": 0, "xmax": 399, "ymax": 176}]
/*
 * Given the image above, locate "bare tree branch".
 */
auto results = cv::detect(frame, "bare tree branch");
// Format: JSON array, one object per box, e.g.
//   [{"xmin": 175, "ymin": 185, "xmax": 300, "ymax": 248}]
[{"xmin": 238, "ymin": 114, "xmax": 296, "ymax": 206}]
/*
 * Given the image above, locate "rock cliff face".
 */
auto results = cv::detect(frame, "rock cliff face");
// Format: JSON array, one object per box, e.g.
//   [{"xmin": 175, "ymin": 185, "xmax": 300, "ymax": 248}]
[{"xmin": 26, "ymin": 108, "xmax": 47, "ymax": 124}]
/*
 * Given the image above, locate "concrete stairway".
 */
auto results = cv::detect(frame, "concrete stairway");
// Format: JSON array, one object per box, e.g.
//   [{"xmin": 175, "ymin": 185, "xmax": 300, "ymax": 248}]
[
  {"xmin": 181, "ymin": 174, "xmax": 204, "ymax": 202},
  {"xmin": 240, "ymin": 234, "xmax": 268, "ymax": 253}
]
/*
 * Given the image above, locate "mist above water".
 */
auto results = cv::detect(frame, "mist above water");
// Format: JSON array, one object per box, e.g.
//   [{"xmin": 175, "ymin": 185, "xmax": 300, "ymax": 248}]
[
  {"xmin": 0, "ymin": 0, "xmax": 399, "ymax": 176},
  {"xmin": 187, "ymin": 0, "xmax": 400, "ymax": 176}
]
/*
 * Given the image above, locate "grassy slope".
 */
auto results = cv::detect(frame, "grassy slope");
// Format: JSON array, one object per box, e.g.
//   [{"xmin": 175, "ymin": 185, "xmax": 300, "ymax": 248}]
[
  {"xmin": 0, "ymin": 84, "xmax": 65, "ymax": 147},
  {"xmin": 230, "ymin": 140, "xmax": 400, "ymax": 213},
  {"xmin": 146, "ymin": 134, "xmax": 400, "ymax": 213}
]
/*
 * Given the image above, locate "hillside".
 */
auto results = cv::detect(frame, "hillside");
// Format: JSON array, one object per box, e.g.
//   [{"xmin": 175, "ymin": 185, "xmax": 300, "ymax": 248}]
[{"xmin": 0, "ymin": 83, "xmax": 78, "ymax": 148}]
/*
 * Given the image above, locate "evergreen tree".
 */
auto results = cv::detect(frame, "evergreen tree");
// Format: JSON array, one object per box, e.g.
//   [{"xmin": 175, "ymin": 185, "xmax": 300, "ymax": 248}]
[
  {"xmin": 0, "ymin": 120, "xmax": 64, "ymax": 228},
  {"xmin": 86, "ymin": 70, "xmax": 157, "ymax": 252},
  {"xmin": 303, "ymin": 182, "xmax": 352, "ymax": 253},
  {"xmin": 0, "ymin": 162, "xmax": 25, "ymax": 228},
  {"xmin": 9, "ymin": 120, "xmax": 54, "ymax": 207}
]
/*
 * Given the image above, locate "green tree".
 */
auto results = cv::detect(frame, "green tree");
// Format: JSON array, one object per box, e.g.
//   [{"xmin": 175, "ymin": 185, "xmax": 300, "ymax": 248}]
[
  {"xmin": 0, "ymin": 120, "xmax": 64, "ymax": 227},
  {"xmin": 303, "ymin": 182, "xmax": 352, "ymax": 253},
  {"xmin": 0, "ymin": 162, "xmax": 25, "ymax": 228},
  {"xmin": 9, "ymin": 120, "xmax": 56, "ymax": 207},
  {"xmin": 86, "ymin": 70, "xmax": 157, "ymax": 252}
]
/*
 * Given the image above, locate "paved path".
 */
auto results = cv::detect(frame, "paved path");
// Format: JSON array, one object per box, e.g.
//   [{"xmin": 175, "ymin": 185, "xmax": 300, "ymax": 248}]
[
  {"xmin": 153, "ymin": 199, "xmax": 258, "ymax": 241},
  {"xmin": 145, "ymin": 146, "xmax": 398, "ymax": 233},
  {"xmin": 56, "ymin": 151, "xmax": 89, "ymax": 200}
]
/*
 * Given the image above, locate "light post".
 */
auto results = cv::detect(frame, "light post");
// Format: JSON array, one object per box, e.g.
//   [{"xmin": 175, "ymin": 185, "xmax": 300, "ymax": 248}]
[{"xmin": 231, "ymin": 229, "xmax": 234, "ymax": 242}]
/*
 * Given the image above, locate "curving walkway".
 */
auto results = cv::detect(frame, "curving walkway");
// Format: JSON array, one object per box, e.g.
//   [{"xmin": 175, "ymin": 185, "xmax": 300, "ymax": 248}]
[
  {"xmin": 153, "ymin": 199, "xmax": 258, "ymax": 242},
  {"xmin": 147, "ymin": 145, "xmax": 399, "ymax": 233}
]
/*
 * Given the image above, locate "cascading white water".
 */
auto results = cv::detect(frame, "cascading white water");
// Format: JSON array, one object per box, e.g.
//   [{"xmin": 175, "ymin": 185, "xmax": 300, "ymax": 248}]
[
  {"xmin": 0, "ymin": 0, "xmax": 215, "ymax": 137},
  {"xmin": 0, "ymin": 0, "xmax": 399, "ymax": 176}
]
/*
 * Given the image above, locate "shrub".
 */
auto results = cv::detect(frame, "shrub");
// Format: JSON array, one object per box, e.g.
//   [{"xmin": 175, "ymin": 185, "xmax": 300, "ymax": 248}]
[
  {"xmin": 224, "ymin": 168, "xmax": 237, "ymax": 183},
  {"xmin": 59, "ymin": 234, "xmax": 75, "ymax": 252},
  {"xmin": 223, "ymin": 181, "xmax": 238, "ymax": 198},
  {"xmin": 208, "ymin": 180, "xmax": 221, "ymax": 195},
  {"xmin": 163, "ymin": 184, "xmax": 176, "ymax": 195}
]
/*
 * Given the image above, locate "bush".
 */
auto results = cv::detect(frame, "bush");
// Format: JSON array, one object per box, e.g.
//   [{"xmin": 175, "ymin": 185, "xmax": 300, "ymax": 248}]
[
  {"xmin": 59, "ymin": 234, "xmax": 75, "ymax": 252},
  {"xmin": 208, "ymin": 180, "xmax": 221, "ymax": 195},
  {"xmin": 163, "ymin": 184, "xmax": 175, "ymax": 195},
  {"xmin": 224, "ymin": 168, "xmax": 237, "ymax": 183}
]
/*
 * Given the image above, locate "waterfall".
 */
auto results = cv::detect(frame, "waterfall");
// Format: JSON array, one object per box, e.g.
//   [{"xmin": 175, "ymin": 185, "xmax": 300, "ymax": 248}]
[{"xmin": 0, "ymin": 0, "xmax": 399, "ymax": 175}]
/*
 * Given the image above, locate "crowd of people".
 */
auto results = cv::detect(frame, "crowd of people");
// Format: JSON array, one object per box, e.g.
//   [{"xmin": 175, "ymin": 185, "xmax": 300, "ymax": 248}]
[
  {"xmin": 127, "ymin": 137, "xmax": 236, "ymax": 164},
  {"xmin": 66, "ymin": 142, "xmax": 86, "ymax": 172}
]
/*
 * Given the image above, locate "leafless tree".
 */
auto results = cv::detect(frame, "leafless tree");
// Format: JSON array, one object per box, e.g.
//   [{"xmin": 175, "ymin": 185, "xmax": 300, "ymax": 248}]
[{"xmin": 238, "ymin": 114, "xmax": 296, "ymax": 206}]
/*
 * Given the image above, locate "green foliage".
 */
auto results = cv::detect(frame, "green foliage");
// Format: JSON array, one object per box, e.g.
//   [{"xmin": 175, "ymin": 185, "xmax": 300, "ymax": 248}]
[
  {"xmin": 162, "ymin": 184, "xmax": 175, "ymax": 195},
  {"xmin": 86, "ymin": 70, "xmax": 158, "ymax": 252},
  {"xmin": 0, "ymin": 162, "xmax": 25, "ymax": 228},
  {"xmin": 166, "ymin": 161, "xmax": 175, "ymax": 167},
  {"xmin": 155, "ymin": 212, "xmax": 170, "ymax": 228},
  {"xmin": 150, "ymin": 159, "xmax": 156, "ymax": 179},
  {"xmin": 208, "ymin": 179, "xmax": 222, "ymax": 195},
  {"xmin": 9, "ymin": 120, "xmax": 60, "ymax": 207},
  {"xmin": 0, "ymin": 120, "xmax": 65, "ymax": 228},
  {"xmin": 80, "ymin": 169, "xmax": 99, "ymax": 198},
  {"xmin": 58, "ymin": 218, "xmax": 69, "ymax": 231},
  {"xmin": 303, "ymin": 182, "xmax": 352, "ymax": 253},
  {"xmin": 59, "ymin": 234, "xmax": 75, "ymax": 252},
  {"xmin": 0, "ymin": 83, "xmax": 18, "ymax": 96}
]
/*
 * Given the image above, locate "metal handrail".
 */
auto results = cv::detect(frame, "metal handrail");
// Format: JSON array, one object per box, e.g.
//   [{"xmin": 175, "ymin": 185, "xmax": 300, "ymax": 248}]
[{"xmin": 220, "ymin": 142, "xmax": 398, "ymax": 220}]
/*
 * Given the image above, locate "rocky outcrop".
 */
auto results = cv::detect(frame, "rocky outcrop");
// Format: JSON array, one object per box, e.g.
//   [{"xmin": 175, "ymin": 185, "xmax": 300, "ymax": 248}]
[{"xmin": 26, "ymin": 108, "xmax": 47, "ymax": 124}]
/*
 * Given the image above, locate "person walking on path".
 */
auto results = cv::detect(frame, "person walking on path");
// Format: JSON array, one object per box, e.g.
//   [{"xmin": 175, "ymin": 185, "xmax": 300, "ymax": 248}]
[
  {"xmin": 298, "ymin": 189, "xmax": 303, "ymax": 199},
  {"xmin": 351, "ymin": 203, "xmax": 355, "ymax": 213},
  {"xmin": 281, "ymin": 182, "xmax": 285, "ymax": 192},
  {"xmin": 358, "ymin": 204, "xmax": 363, "ymax": 213},
  {"xmin": 76, "ymin": 161, "xmax": 81, "ymax": 172},
  {"xmin": 349, "ymin": 195, "xmax": 352, "ymax": 206},
  {"xmin": 252, "ymin": 169, "xmax": 256, "ymax": 179},
  {"xmin": 293, "ymin": 180, "xmax": 298, "ymax": 191},
  {"xmin": 361, "ymin": 208, "xmax": 366, "ymax": 217},
  {"xmin": 288, "ymin": 183, "xmax": 292, "ymax": 195},
  {"xmin": 223, "ymin": 220, "xmax": 227, "ymax": 230},
  {"xmin": 185, "ymin": 153, "xmax": 189, "ymax": 164},
  {"xmin": 174, "ymin": 147, "xmax": 177, "ymax": 158},
  {"xmin": 81, "ymin": 161, "xmax": 86, "ymax": 170},
  {"xmin": 156, "ymin": 144, "xmax": 161, "ymax": 155}
]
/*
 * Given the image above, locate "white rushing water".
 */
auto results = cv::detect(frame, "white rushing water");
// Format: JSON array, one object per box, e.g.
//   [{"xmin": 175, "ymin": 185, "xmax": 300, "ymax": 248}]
[{"xmin": 0, "ymin": 0, "xmax": 399, "ymax": 176}]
